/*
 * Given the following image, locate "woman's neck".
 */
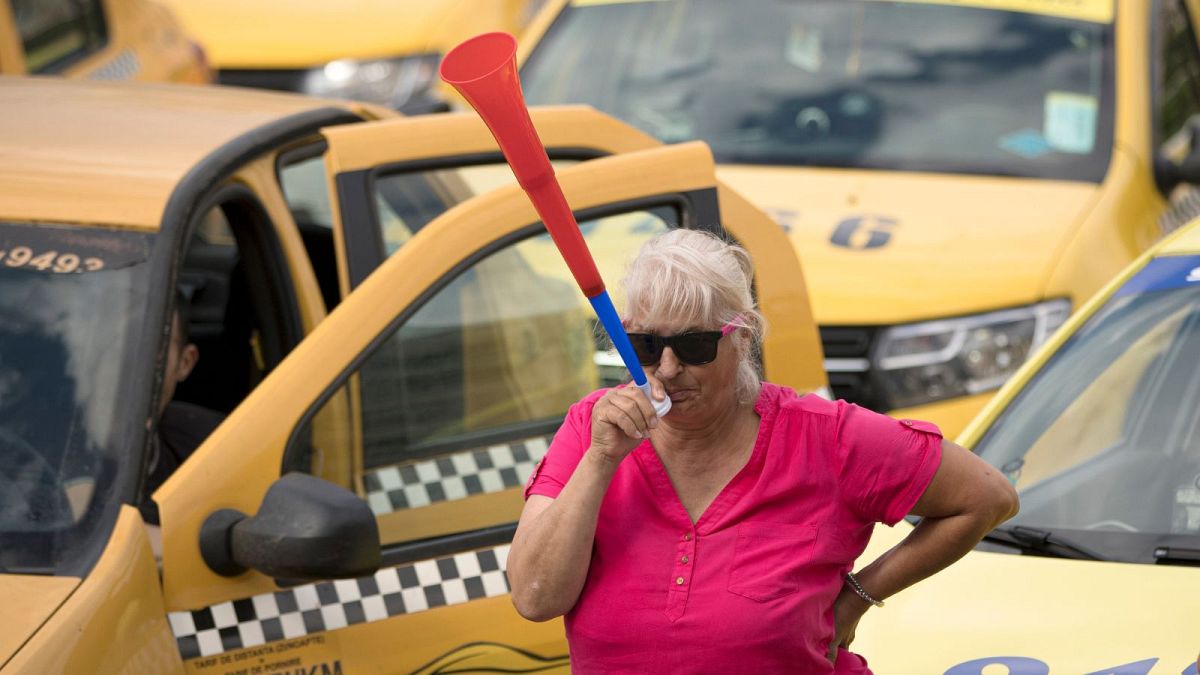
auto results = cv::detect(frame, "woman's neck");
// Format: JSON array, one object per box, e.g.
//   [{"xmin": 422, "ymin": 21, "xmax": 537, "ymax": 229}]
[{"xmin": 651, "ymin": 399, "xmax": 759, "ymax": 476}]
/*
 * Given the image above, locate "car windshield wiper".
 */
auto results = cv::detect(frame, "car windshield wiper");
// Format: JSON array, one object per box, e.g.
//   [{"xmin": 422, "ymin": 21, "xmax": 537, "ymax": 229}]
[{"xmin": 981, "ymin": 525, "xmax": 1107, "ymax": 561}]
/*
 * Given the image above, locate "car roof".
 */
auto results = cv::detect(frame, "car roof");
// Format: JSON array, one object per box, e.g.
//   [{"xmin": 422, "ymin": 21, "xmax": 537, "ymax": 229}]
[{"xmin": 0, "ymin": 77, "xmax": 366, "ymax": 230}]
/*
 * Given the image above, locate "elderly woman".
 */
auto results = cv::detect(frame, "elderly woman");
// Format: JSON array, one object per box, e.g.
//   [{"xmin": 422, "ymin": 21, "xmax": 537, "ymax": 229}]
[{"xmin": 509, "ymin": 230, "xmax": 1018, "ymax": 673}]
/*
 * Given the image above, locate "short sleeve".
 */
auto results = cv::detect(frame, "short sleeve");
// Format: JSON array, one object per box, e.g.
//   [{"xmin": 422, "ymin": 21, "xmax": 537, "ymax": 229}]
[
  {"xmin": 835, "ymin": 401, "xmax": 943, "ymax": 525},
  {"xmin": 523, "ymin": 390, "xmax": 604, "ymax": 500}
]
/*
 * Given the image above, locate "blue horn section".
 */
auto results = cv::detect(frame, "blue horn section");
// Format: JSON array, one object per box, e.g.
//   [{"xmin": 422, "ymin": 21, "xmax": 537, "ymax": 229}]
[{"xmin": 588, "ymin": 290, "xmax": 647, "ymax": 387}]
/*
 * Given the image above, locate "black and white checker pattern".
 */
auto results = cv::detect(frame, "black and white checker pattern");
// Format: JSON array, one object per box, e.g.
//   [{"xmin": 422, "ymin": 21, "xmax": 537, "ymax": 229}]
[
  {"xmin": 362, "ymin": 436, "xmax": 550, "ymax": 515},
  {"xmin": 169, "ymin": 545, "xmax": 511, "ymax": 660},
  {"xmin": 86, "ymin": 49, "xmax": 141, "ymax": 81}
]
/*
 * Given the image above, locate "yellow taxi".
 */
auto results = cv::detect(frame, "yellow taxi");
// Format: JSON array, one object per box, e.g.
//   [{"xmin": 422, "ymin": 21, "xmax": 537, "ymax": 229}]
[
  {"xmin": 158, "ymin": 0, "xmax": 543, "ymax": 114},
  {"xmin": 849, "ymin": 217, "xmax": 1200, "ymax": 672},
  {"xmin": 0, "ymin": 0, "xmax": 209, "ymax": 82},
  {"xmin": 518, "ymin": 0, "xmax": 1200, "ymax": 437},
  {"xmin": 0, "ymin": 76, "xmax": 824, "ymax": 672}
]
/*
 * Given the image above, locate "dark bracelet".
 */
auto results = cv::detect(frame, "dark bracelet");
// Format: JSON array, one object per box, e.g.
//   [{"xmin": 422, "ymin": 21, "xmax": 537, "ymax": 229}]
[{"xmin": 843, "ymin": 571, "xmax": 885, "ymax": 608}]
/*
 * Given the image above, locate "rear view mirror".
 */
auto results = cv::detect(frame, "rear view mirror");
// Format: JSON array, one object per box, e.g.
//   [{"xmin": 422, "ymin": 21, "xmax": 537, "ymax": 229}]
[
  {"xmin": 1156, "ymin": 116, "xmax": 1200, "ymax": 192},
  {"xmin": 199, "ymin": 472, "xmax": 380, "ymax": 580}
]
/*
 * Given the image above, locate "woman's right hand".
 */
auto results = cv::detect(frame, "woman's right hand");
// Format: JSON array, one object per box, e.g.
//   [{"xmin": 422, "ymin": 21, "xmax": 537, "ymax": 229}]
[{"xmin": 590, "ymin": 381, "xmax": 663, "ymax": 462}]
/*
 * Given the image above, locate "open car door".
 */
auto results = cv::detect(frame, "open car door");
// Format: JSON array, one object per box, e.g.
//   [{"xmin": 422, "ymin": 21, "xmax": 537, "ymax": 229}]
[{"xmin": 157, "ymin": 136, "xmax": 824, "ymax": 673}]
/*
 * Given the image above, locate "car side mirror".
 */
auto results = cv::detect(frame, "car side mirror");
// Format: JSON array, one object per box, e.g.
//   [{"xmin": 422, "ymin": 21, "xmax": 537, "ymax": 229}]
[
  {"xmin": 1156, "ymin": 117, "xmax": 1200, "ymax": 193},
  {"xmin": 199, "ymin": 472, "xmax": 380, "ymax": 581}
]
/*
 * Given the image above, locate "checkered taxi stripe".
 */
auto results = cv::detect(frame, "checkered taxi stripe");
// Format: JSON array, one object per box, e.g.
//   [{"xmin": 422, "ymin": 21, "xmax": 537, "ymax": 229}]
[
  {"xmin": 86, "ymin": 49, "xmax": 141, "ymax": 80},
  {"xmin": 168, "ymin": 545, "xmax": 511, "ymax": 660},
  {"xmin": 362, "ymin": 436, "xmax": 551, "ymax": 515}
]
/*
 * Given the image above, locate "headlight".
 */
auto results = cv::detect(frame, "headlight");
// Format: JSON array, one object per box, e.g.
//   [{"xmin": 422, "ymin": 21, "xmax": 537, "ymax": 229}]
[
  {"xmin": 302, "ymin": 54, "xmax": 441, "ymax": 111},
  {"xmin": 873, "ymin": 299, "xmax": 1072, "ymax": 409}
]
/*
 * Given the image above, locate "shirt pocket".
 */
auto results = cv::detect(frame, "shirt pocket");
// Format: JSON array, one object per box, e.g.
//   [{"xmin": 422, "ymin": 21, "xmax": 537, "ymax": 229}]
[{"xmin": 726, "ymin": 521, "xmax": 819, "ymax": 602}]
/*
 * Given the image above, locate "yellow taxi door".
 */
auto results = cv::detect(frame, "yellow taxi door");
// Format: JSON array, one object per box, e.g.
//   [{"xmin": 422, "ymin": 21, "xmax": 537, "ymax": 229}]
[
  {"xmin": 156, "ymin": 140, "xmax": 824, "ymax": 674},
  {"xmin": 274, "ymin": 107, "xmax": 667, "ymax": 493}
]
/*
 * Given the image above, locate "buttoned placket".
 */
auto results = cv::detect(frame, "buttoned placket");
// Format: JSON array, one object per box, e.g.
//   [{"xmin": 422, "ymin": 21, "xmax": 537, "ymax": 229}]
[
  {"xmin": 634, "ymin": 399, "xmax": 773, "ymax": 625},
  {"xmin": 665, "ymin": 528, "xmax": 696, "ymax": 621}
]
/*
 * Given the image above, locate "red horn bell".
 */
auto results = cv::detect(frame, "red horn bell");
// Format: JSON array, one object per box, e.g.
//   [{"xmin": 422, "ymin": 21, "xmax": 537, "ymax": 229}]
[{"xmin": 439, "ymin": 32, "xmax": 605, "ymax": 298}]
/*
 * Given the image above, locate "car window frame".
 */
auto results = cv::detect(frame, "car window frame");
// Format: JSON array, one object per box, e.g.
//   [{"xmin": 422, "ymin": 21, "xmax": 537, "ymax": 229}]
[
  {"xmin": 333, "ymin": 148, "xmax": 614, "ymax": 290},
  {"xmin": 1151, "ymin": 0, "xmax": 1200, "ymax": 150}
]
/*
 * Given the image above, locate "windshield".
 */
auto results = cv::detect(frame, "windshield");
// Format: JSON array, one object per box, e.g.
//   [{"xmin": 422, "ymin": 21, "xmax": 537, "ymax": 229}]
[
  {"xmin": 0, "ymin": 222, "xmax": 151, "ymax": 575},
  {"xmin": 974, "ymin": 255, "xmax": 1200, "ymax": 563},
  {"xmin": 522, "ymin": 0, "xmax": 1114, "ymax": 180}
]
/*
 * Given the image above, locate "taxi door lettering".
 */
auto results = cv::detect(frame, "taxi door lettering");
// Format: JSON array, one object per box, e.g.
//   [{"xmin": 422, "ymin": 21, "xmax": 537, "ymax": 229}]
[
  {"xmin": 945, "ymin": 657, "xmax": 1197, "ymax": 675},
  {"xmin": 829, "ymin": 215, "xmax": 896, "ymax": 249}
]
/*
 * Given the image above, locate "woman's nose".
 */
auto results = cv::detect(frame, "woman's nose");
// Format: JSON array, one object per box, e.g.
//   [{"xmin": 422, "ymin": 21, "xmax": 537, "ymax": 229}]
[{"xmin": 656, "ymin": 347, "xmax": 683, "ymax": 379}]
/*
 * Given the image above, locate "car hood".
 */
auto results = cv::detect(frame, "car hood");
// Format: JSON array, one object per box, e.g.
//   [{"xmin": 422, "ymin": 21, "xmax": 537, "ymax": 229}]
[
  {"xmin": 161, "ymin": 0, "xmax": 459, "ymax": 68},
  {"xmin": 853, "ymin": 523, "xmax": 1197, "ymax": 671},
  {"xmin": 0, "ymin": 574, "xmax": 79, "ymax": 666},
  {"xmin": 716, "ymin": 165, "xmax": 1100, "ymax": 325}
]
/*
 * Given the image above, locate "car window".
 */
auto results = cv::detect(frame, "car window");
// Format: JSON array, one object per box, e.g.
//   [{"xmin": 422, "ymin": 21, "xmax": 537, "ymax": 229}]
[
  {"xmin": 0, "ymin": 221, "xmax": 150, "ymax": 575},
  {"xmin": 176, "ymin": 195, "xmax": 304, "ymax": 412},
  {"xmin": 522, "ymin": 0, "xmax": 1115, "ymax": 181},
  {"xmin": 974, "ymin": 257, "xmax": 1200, "ymax": 562},
  {"xmin": 279, "ymin": 153, "xmax": 335, "ymax": 232},
  {"xmin": 279, "ymin": 151, "xmax": 341, "ymax": 310},
  {"xmin": 372, "ymin": 161, "xmax": 579, "ymax": 254},
  {"xmin": 288, "ymin": 207, "xmax": 673, "ymax": 539},
  {"xmin": 1155, "ymin": 0, "xmax": 1200, "ymax": 235},
  {"xmin": 11, "ymin": 0, "xmax": 107, "ymax": 74},
  {"xmin": 280, "ymin": 155, "xmax": 582, "ymax": 303}
]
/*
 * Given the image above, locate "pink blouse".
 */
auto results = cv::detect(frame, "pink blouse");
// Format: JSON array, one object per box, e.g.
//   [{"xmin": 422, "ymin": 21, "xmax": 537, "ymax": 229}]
[{"xmin": 524, "ymin": 383, "xmax": 943, "ymax": 674}]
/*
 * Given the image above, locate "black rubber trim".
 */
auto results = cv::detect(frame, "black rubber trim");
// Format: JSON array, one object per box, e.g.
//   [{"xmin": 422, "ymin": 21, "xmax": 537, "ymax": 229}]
[
  {"xmin": 368, "ymin": 147, "xmax": 606, "ymax": 179},
  {"xmin": 335, "ymin": 171, "xmax": 388, "ymax": 289},
  {"xmin": 130, "ymin": 110, "xmax": 363, "ymax": 518},
  {"xmin": 186, "ymin": 182, "xmax": 307, "ymax": 360},
  {"xmin": 379, "ymin": 524, "xmax": 518, "ymax": 568},
  {"xmin": 282, "ymin": 187, "xmax": 719, "ymax": 472},
  {"xmin": 275, "ymin": 139, "xmax": 328, "ymax": 177},
  {"xmin": 336, "ymin": 147, "xmax": 608, "ymax": 289}
]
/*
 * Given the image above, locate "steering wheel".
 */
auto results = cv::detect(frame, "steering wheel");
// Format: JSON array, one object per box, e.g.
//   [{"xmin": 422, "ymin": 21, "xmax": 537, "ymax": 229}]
[{"xmin": 0, "ymin": 428, "xmax": 71, "ymax": 530}]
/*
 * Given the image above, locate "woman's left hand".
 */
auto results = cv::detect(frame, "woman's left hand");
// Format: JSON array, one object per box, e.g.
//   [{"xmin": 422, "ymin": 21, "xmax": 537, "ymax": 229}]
[{"xmin": 826, "ymin": 584, "xmax": 871, "ymax": 664}]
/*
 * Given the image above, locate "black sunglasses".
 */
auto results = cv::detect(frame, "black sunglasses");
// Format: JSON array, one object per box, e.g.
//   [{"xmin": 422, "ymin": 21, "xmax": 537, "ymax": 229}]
[{"xmin": 627, "ymin": 319, "xmax": 740, "ymax": 366}]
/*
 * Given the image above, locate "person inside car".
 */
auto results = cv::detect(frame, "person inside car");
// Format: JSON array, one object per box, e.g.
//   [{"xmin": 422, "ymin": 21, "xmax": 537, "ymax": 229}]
[{"xmin": 141, "ymin": 289, "xmax": 224, "ymax": 533}]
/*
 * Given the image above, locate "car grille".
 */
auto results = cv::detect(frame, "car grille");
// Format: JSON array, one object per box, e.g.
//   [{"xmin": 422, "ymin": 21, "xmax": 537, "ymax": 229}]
[{"xmin": 820, "ymin": 326, "xmax": 887, "ymax": 411}]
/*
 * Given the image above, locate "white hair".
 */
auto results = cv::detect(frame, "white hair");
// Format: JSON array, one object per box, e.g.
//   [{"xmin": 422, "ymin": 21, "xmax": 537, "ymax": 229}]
[{"xmin": 620, "ymin": 229, "xmax": 766, "ymax": 403}]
